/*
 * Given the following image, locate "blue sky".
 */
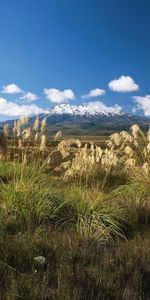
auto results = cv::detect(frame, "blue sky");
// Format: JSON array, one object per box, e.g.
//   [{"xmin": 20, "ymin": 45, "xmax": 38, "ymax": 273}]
[{"xmin": 0, "ymin": 0, "xmax": 150, "ymax": 120}]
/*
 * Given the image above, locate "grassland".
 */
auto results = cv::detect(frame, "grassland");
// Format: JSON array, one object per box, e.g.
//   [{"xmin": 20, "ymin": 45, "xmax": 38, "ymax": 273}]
[{"xmin": 0, "ymin": 118, "xmax": 150, "ymax": 299}]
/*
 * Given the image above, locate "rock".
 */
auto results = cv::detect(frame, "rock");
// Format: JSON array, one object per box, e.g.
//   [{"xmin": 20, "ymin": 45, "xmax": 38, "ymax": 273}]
[{"xmin": 34, "ymin": 256, "xmax": 46, "ymax": 266}]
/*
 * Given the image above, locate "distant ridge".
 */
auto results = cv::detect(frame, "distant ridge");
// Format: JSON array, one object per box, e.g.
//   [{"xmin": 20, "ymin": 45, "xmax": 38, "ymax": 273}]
[{"xmin": 0, "ymin": 104, "xmax": 149, "ymax": 136}]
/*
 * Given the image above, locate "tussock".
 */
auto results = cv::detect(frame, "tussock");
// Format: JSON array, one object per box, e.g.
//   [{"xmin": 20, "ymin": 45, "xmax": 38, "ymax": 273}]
[{"xmin": 0, "ymin": 122, "xmax": 150, "ymax": 299}]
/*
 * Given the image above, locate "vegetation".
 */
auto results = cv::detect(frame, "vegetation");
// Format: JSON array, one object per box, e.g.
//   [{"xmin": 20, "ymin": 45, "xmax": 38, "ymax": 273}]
[{"xmin": 0, "ymin": 116, "xmax": 149, "ymax": 299}]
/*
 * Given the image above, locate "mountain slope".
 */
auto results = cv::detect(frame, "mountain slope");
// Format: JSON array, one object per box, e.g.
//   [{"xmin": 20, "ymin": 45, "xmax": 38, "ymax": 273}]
[
  {"xmin": 35, "ymin": 104, "xmax": 149, "ymax": 135},
  {"xmin": 1, "ymin": 104, "xmax": 149, "ymax": 136}
]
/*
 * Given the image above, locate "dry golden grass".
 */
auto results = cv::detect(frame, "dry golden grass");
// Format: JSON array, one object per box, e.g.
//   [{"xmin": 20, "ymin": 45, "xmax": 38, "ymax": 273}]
[{"xmin": 1, "ymin": 117, "xmax": 150, "ymax": 184}]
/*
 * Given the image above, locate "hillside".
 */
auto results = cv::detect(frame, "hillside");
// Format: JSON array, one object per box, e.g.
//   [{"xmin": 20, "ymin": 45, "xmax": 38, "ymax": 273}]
[{"xmin": 1, "ymin": 104, "xmax": 149, "ymax": 136}]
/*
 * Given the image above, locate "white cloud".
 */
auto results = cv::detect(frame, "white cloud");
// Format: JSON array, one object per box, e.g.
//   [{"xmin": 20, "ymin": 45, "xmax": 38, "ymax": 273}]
[
  {"xmin": 44, "ymin": 88, "xmax": 75, "ymax": 103},
  {"xmin": 0, "ymin": 98, "xmax": 48, "ymax": 116},
  {"xmin": 108, "ymin": 75, "xmax": 139, "ymax": 92},
  {"xmin": 20, "ymin": 91, "xmax": 38, "ymax": 102},
  {"xmin": 132, "ymin": 95, "xmax": 150, "ymax": 116},
  {"xmin": 2, "ymin": 83, "xmax": 22, "ymax": 94},
  {"xmin": 81, "ymin": 88, "xmax": 105, "ymax": 99},
  {"xmin": 86, "ymin": 101, "xmax": 122, "ymax": 114}
]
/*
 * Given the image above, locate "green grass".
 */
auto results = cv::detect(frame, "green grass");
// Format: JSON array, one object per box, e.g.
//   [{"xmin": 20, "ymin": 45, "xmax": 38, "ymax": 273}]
[{"xmin": 0, "ymin": 160, "xmax": 149, "ymax": 299}]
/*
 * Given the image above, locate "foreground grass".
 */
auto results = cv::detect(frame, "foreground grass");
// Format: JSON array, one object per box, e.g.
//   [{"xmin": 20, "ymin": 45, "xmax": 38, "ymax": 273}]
[
  {"xmin": 0, "ymin": 229, "xmax": 150, "ymax": 300},
  {"xmin": 0, "ymin": 161, "xmax": 149, "ymax": 299}
]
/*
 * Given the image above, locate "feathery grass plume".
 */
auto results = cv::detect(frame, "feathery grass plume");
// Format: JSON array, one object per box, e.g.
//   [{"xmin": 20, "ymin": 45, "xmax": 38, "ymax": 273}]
[
  {"xmin": 58, "ymin": 138, "xmax": 81, "ymax": 158},
  {"xmin": 106, "ymin": 140, "xmax": 114, "ymax": 149},
  {"xmin": 125, "ymin": 158, "xmax": 136, "ymax": 168},
  {"xmin": 55, "ymin": 161, "xmax": 71, "ymax": 172},
  {"xmin": 40, "ymin": 134, "xmax": 46, "ymax": 151},
  {"xmin": 17, "ymin": 119, "xmax": 21, "ymax": 127},
  {"xmin": 33, "ymin": 116, "xmax": 39, "ymax": 131},
  {"xmin": 101, "ymin": 148, "xmax": 118, "ymax": 170},
  {"xmin": 20, "ymin": 115, "xmax": 29, "ymax": 126},
  {"xmin": 0, "ymin": 132, "xmax": 7, "ymax": 160},
  {"xmin": 64, "ymin": 142, "xmax": 98, "ymax": 179},
  {"xmin": 106, "ymin": 133, "xmax": 121, "ymax": 151},
  {"xmin": 17, "ymin": 128, "xmax": 21, "ymax": 137},
  {"xmin": 41, "ymin": 117, "xmax": 47, "ymax": 133},
  {"xmin": 18, "ymin": 139, "xmax": 22, "ymax": 149},
  {"xmin": 16, "ymin": 120, "xmax": 22, "ymax": 136},
  {"xmin": 90, "ymin": 142, "xmax": 94, "ymax": 151},
  {"xmin": 95, "ymin": 146, "xmax": 103, "ymax": 162},
  {"xmin": 110, "ymin": 133, "xmax": 122, "ymax": 147},
  {"xmin": 34, "ymin": 132, "xmax": 39, "ymax": 141},
  {"xmin": 120, "ymin": 131, "xmax": 133, "ymax": 143},
  {"xmin": 61, "ymin": 161, "xmax": 71, "ymax": 169},
  {"xmin": 54, "ymin": 130, "xmax": 62, "ymax": 141},
  {"xmin": 57, "ymin": 140, "xmax": 70, "ymax": 158},
  {"xmin": 13, "ymin": 120, "xmax": 18, "ymax": 135},
  {"xmin": 22, "ymin": 127, "xmax": 31, "ymax": 139},
  {"xmin": 130, "ymin": 124, "xmax": 140, "ymax": 139},
  {"xmin": 61, "ymin": 124, "xmax": 150, "ymax": 182},
  {"xmin": 76, "ymin": 140, "xmax": 82, "ymax": 148},
  {"xmin": 142, "ymin": 162, "xmax": 149, "ymax": 175},
  {"xmin": 124, "ymin": 146, "xmax": 134, "ymax": 157},
  {"xmin": 13, "ymin": 119, "xmax": 21, "ymax": 136},
  {"xmin": 3, "ymin": 124, "xmax": 9, "ymax": 137},
  {"xmin": 106, "ymin": 125, "xmax": 150, "ymax": 174}
]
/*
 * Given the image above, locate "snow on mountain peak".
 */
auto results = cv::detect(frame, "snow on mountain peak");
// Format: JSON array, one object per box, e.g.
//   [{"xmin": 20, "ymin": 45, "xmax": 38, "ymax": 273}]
[{"xmin": 48, "ymin": 103, "xmax": 123, "ymax": 117}]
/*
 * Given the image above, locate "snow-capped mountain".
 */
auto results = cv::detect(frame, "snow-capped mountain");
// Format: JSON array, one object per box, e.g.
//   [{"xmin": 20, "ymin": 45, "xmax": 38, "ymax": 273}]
[
  {"xmin": 47, "ymin": 103, "xmax": 123, "ymax": 117},
  {"xmin": 37, "ymin": 103, "xmax": 148, "ymax": 135},
  {"xmin": 1, "ymin": 104, "xmax": 149, "ymax": 136}
]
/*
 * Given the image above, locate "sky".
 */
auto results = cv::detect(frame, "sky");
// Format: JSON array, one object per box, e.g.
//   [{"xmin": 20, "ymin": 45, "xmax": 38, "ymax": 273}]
[{"xmin": 0, "ymin": 0, "xmax": 150, "ymax": 121}]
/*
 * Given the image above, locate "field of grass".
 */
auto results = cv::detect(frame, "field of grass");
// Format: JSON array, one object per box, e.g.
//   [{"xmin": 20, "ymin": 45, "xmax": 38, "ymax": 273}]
[{"xmin": 0, "ymin": 118, "xmax": 150, "ymax": 299}]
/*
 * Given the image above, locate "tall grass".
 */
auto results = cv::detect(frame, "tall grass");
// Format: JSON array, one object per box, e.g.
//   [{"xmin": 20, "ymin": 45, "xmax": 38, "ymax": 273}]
[
  {"xmin": 0, "ymin": 119, "xmax": 149, "ymax": 298},
  {"xmin": 0, "ymin": 119, "xmax": 149, "ymax": 238}
]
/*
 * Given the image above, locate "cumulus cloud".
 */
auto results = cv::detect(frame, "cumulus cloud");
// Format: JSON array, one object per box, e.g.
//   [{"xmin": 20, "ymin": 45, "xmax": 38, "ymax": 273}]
[
  {"xmin": 108, "ymin": 75, "xmax": 139, "ymax": 92},
  {"xmin": 132, "ymin": 95, "xmax": 150, "ymax": 116},
  {"xmin": 20, "ymin": 91, "xmax": 38, "ymax": 102},
  {"xmin": 44, "ymin": 88, "xmax": 75, "ymax": 103},
  {"xmin": 0, "ymin": 98, "xmax": 48, "ymax": 116},
  {"xmin": 86, "ymin": 101, "xmax": 122, "ymax": 114},
  {"xmin": 2, "ymin": 83, "xmax": 22, "ymax": 94},
  {"xmin": 81, "ymin": 88, "xmax": 105, "ymax": 99}
]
